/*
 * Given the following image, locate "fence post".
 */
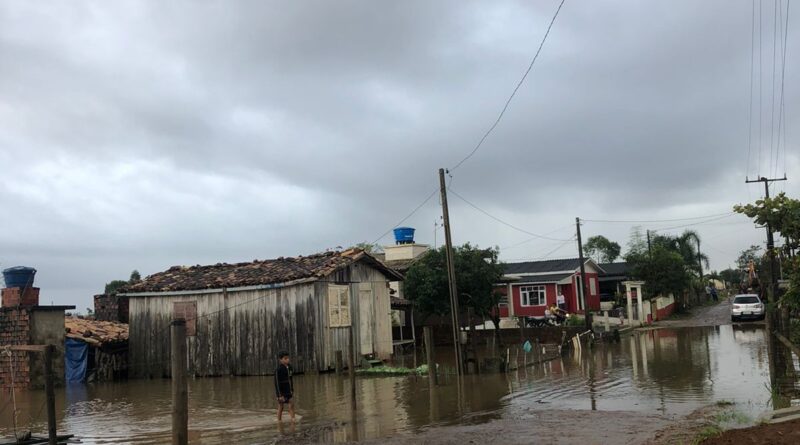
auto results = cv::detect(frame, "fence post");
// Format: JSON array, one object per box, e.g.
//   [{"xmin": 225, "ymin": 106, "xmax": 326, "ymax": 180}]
[
  {"xmin": 171, "ymin": 319, "xmax": 188, "ymax": 445},
  {"xmin": 349, "ymin": 326, "xmax": 357, "ymax": 407},
  {"xmin": 335, "ymin": 350, "xmax": 343, "ymax": 375},
  {"xmin": 423, "ymin": 326, "xmax": 437, "ymax": 384},
  {"xmin": 44, "ymin": 344, "xmax": 57, "ymax": 445}
]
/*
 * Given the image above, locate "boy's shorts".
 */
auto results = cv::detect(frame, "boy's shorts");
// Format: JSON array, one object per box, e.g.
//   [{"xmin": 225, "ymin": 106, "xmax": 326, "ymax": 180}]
[{"xmin": 279, "ymin": 393, "xmax": 293, "ymax": 404}]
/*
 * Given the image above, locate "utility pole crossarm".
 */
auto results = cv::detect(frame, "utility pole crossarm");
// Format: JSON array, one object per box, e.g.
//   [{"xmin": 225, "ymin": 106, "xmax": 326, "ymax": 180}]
[{"xmin": 744, "ymin": 175, "xmax": 788, "ymax": 302}]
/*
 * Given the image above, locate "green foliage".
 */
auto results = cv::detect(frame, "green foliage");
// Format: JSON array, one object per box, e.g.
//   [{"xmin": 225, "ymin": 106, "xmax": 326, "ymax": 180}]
[
  {"xmin": 404, "ymin": 244, "xmax": 505, "ymax": 323},
  {"xmin": 693, "ymin": 425, "xmax": 722, "ymax": 444},
  {"xmin": 719, "ymin": 268, "xmax": 742, "ymax": 286},
  {"xmin": 583, "ymin": 235, "xmax": 621, "ymax": 263},
  {"xmin": 735, "ymin": 193, "xmax": 800, "ymax": 307},
  {"xmin": 105, "ymin": 269, "xmax": 141, "ymax": 294},
  {"xmin": 625, "ymin": 229, "xmax": 690, "ymax": 298},
  {"xmin": 104, "ymin": 280, "xmax": 128, "ymax": 295}
]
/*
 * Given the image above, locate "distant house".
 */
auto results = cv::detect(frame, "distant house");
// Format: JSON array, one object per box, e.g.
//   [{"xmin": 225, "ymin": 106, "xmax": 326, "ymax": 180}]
[
  {"xmin": 496, "ymin": 258, "xmax": 604, "ymax": 318},
  {"xmin": 598, "ymin": 262, "xmax": 631, "ymax": 298},
  {"xmin": 121, "ymin": 249, "xmax": 403, "ymax": 378}
]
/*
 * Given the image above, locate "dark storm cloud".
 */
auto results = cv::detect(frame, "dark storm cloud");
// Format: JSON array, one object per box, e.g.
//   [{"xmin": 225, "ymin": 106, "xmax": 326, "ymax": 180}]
[{"xmin": 0, "ymin": 0, "xmax": 796, "ymax": 308}]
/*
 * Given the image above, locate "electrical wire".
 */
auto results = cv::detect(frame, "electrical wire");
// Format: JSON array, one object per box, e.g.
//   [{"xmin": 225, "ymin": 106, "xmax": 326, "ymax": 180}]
[
  {"xmin": 499, "ymin": 223, "xmax": 576, "ymax": 250},
  {"xmin": 582, "ymin": 211, "xmax": 735, "ymax": 224},
  {"xmin": 648, "ymin": 213, "xmax": 738, "ymax": 232},
  {"xmin": 449, "ymin": 0, "xmax": 567, "ymax": 172},
  {"xmin": 447, "ymin": 188, "xmax": 572, "ymax": 241},
  {"xmin": 747, "ymin": 0, "xmax": 756, "ymax": 179},
  {"xmin": 369, "ymin": 187, "xmax": 438, "ymax": 245}
]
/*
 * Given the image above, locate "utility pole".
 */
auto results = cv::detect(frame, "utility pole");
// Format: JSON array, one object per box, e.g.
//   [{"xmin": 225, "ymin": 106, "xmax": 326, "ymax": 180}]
[
  {"xmin": 646, "ymin": 230, "xmax": 652, "ymax": 259},
  {"xmin": 575, "ymin": 217, "xmax": 592, "ymax": 332},
  {"xmin": 171, "ymin": 319, "xmax": 188, "ymax": 445},
  {"xmin": 745, "ymin": 175, "xmax": 787, "ymax": 302},
  {"xmin": 696, "ymin": 237, "xmax": 703, "ymax": 281},
  {"xmin": 439, "ymin": 168, "xmax": 463, "ymax": 375}
]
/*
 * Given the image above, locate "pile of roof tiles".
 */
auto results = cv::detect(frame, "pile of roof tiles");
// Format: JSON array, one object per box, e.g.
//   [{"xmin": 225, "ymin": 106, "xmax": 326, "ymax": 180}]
[{"xmin": 65, "ymin": 317, "xmax": 128, "ymax": 347}]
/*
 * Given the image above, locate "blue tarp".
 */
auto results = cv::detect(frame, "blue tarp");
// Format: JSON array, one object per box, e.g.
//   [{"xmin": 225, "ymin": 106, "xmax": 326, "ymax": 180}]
[{"xmin": 65, "ymin": 338, "xmax": 88, "ymax": 383}]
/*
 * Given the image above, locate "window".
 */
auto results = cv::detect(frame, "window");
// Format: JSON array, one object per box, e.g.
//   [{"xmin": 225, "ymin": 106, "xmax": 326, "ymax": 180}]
[
  {"xmin": 328, "ymin": 285, "xmax": 351, "ymax": 327},
  {"xmin": 520, "ymin": 285, "xmax": 546, "ymax": 307},
  {"xmin": 173, "ymin": 301, "xmax": 197, "ymax": 336},
  {"xmin": 590, "ymin": 277, "xmax": 597, "ymax": 295}
]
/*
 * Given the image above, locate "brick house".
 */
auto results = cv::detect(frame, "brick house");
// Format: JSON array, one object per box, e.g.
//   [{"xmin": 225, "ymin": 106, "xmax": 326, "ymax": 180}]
[{"xmin": 496, "ymin": 258, "xmax": 604, "ymax": 318}]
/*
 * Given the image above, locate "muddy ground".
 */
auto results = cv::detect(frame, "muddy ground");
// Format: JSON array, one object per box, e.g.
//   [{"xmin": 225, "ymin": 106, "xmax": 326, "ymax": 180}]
[{"xmin": 699, "ymin": 417, "xmax": 800, "ymax": 444}]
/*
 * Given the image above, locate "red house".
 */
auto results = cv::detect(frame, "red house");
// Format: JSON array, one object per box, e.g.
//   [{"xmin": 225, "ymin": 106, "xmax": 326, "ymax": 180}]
[{"xmin": 496, "ymin": 258, "xmax": 605, "ymax": 318}]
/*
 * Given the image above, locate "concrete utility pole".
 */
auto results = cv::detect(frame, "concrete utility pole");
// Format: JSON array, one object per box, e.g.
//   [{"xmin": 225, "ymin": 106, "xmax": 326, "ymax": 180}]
[
  {"xmin": 745, "ymin": 175, "xmax": 787, "ymax": 302},
  {"xmin": 575, "ymin": 217, "xmax": 592, "ymax": 332},
  {"xmin": 439, "ymin": 168, "xmax": 463, "ymax": 375},
  {"xmin": 696, "ymin": 237, "xmax": 703, "ymax": 281}
]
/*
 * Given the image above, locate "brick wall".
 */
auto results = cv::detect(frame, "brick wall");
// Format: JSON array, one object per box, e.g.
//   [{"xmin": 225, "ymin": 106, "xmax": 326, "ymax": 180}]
[
  {"xmin": 1, "ymin": 287, "xmax": 40, "ymax": 307},
  {"xmin": 0, "ymin": 308, "xmax": 32, "ymax": 391},
  {"xmin": 94, "ymin": 294, "xmax": 129, "ymax": 323}
]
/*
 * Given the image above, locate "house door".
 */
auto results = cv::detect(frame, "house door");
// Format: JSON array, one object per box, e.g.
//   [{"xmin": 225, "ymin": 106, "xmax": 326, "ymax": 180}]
[{"xmin": 359, "ymin": 285, "xmax": 374, "ymax": 355}]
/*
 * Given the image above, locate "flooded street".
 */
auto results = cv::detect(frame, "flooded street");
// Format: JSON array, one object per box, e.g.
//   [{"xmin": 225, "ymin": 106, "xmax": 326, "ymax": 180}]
[{"xmin": 2, "ymin": 323, "xmax": 796, "ymax": 444}]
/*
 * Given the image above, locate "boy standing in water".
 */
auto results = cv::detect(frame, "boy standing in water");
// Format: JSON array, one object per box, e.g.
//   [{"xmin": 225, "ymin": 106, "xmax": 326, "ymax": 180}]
[{"xmin": 275, "ymin": 351, "xmax": 295, "ymax": 422}]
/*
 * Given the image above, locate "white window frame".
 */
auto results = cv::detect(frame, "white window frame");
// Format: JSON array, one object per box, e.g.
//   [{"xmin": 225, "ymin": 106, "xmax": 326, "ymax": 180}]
[
  {"xmin": 328, "ymin": 284, "xmax": 351, "ymax": 327},
  {"xmin": 520, "ymin": 285, "xmax": 546, "ymax": 307}
]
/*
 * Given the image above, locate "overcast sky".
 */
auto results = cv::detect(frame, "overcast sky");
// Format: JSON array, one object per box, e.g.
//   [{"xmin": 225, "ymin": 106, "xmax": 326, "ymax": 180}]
[{"xmin": 1, "ymin": 1, "xmax": 798, "ymax": 310}]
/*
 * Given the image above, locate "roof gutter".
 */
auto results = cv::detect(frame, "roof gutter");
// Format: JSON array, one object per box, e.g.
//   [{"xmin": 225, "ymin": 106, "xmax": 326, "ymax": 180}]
[{"xmin": 120, "ymin": 276, "xmax": 319, "ymax": 297}]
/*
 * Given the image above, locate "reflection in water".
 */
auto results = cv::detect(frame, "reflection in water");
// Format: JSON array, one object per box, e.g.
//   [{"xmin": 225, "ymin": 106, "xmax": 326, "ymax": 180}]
[{"xmin": 1, "ymin": 325, "xmax": 796, "ymax": 444}]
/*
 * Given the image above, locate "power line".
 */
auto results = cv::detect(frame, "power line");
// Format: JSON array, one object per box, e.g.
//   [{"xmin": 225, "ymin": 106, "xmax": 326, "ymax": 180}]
[
  {"xmin": 369, "ymin": 187, "xmax": 438, "ymax": 245},
  {"xmin": 449, "ymin": 0, "xmax": 567, "ymax": 172},
  {"xmin": 770, "ymin": 0, "xmax": 779, "ymax": 174},
  {"xmin": 502, "ymin": 236, "xmax": 577, "ymax": 262},
  {"xmin": 649, "ymin": 213, "xmax": 738, "ymax": 232},
  {"xmin": 499, "ymin": 222, "xmax": 575, "ymax": 250},
  {"xmin": 447, "ymin": 188, "xmax": 572, "ymax": 241},
  {"xmin": 582, "ymin": 211, "xmax": 735, "ymax": 224}
]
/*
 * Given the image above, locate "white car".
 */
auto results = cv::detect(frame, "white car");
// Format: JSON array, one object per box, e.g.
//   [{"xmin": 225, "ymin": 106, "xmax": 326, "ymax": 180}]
[{"xmin": 731, "ymin": 294, "xmax": 765, "ymax": 322}]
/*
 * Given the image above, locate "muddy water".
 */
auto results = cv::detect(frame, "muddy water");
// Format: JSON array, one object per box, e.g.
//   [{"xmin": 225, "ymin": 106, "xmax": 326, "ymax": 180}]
[{"xmin": 1, "ymin": 325, "xmax": 794, "ymax": 444}]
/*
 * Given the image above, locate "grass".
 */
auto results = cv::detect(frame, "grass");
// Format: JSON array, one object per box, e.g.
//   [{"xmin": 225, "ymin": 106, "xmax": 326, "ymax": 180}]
[
  {"xmin": 713, "ymin": 410, "xmax": 751, "ymax": 425},
  {"xmin": 693, "ymin": 425, "xmax": 723, "ymax": 444},
  {"xmin": 715, "ymin": 400, "xmax": 735, "ymax": 407}
]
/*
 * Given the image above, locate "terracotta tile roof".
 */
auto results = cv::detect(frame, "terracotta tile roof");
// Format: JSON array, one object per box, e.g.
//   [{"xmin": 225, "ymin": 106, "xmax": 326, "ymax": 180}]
[
  {"xmin": 65, "ymin": 316, "xmax": 128, "ymax": 346},
  {"xmin": 122, "ymin": 248, "xmax": 403, "ymax": 293}
]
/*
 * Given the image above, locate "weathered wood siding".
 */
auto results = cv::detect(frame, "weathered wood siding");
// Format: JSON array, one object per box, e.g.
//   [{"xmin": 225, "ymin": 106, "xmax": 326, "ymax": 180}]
[{"xmin": 129, "ymin": 259, "xmax": 393, "ymax": 377}]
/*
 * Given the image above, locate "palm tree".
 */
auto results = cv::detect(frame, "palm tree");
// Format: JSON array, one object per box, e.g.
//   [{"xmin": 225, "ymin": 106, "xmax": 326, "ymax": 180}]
[{"xmin": 675, "ymin": 230, "xmax": 709, "ymax": 278}]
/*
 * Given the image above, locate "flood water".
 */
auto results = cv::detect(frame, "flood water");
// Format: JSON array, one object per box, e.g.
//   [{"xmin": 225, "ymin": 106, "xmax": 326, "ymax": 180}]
[{"xmin": 2, "ymin": 324, "xmax": 797, "ymax": 444}]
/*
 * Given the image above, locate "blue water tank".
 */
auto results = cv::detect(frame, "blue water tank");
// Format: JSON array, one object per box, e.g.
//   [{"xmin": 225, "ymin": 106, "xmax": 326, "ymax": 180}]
[
  {"xmin": 3, "ymin": 266, "xmax": 37, "ymax": 289},
  {"xmin": 393, "ymin": 227, "xmax": 416, "ymax": 245}
]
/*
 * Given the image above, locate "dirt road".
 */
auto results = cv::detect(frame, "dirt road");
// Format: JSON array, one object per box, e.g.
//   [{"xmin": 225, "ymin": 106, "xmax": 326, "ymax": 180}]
[{"xmin": 653, "ymin": 297, "xmax": 752, "ymax": 328}]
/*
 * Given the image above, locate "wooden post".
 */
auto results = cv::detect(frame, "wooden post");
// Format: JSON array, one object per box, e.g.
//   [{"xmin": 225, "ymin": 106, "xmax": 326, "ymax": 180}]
[
  {"xmin": 335, "ymin": 350, "xmax": 343, "ymax": 375},
  {"xmin": 171, "ymin": 319, "xmax": 188, "ymax": 445},
  {"xmin": 349, "ymin": 326, "xmax": 357, "ymax": 407},
  {"xmin": 423, "ymin": 326, "xmax": 437, "ymax": 384},
  {"xmin": 44, "ymin": 344, "xmax": 57, "ymax": 445},
  {"xmin": 410, "ymin": 309, "xmax": 418, "ymax": 371}
]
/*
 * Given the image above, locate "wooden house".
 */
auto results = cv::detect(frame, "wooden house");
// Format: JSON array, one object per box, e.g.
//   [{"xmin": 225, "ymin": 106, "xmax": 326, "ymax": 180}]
[{"xmin": 121, "ymin": 248, "xmax": 403, "ymax": 378}]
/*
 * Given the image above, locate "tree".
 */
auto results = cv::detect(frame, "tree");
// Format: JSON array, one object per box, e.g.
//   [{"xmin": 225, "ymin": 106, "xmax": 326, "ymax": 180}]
[
  {"xmin": 625, "ymin": 228, "xmax": 690, "ymax": 299},
  {"xmin": 104, "ymin": 280, "xmax": 128, "ymax": 295},
  {"xmin": 404, "ymin": 243, "xmax": 505, "ymax": 328},
  {"xmin": 583, "ymin": 235, "xmax": 621, "ymax": 263},
  {"xmin": 719, "ymin": 268, "xmax": 743, "ymax": 287},
  {"xmin": 104, "ymin": 269, "xmax": 141, "ymax": 295},
  {"xmin": 649, "ymin": 230, "xmax": 708, "ymax": 278},
  {"xmin": 735, "ymin": 192, "xmax": 800, "ymax": 306}
]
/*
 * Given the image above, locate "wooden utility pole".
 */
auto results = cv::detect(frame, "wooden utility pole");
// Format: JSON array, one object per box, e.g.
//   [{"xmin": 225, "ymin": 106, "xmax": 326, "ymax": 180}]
[
  {"xmin": 646, "ymin": 230, "xmax": 652, "ymax": 259},
  {"xmin": 439, "ymin": 168, "xmax": 463, "ymax": 375},
  {"xmin": 171, "ymin": 319, "xmax": 188, "ymax": 445},
  {"xmin": 44, "ymin": 345, "xmax": 57, "ymax": 445},
  {"xmin": 348, "ymin": 325, "xmax": 357, "ymax": 406},
  {"xmin": 576, "ymin": 217, "xmax": 592, "ymax": 331},
  {"xmin": 745, "ymin": 175, "xmax": 787, "ymax": 302}
]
